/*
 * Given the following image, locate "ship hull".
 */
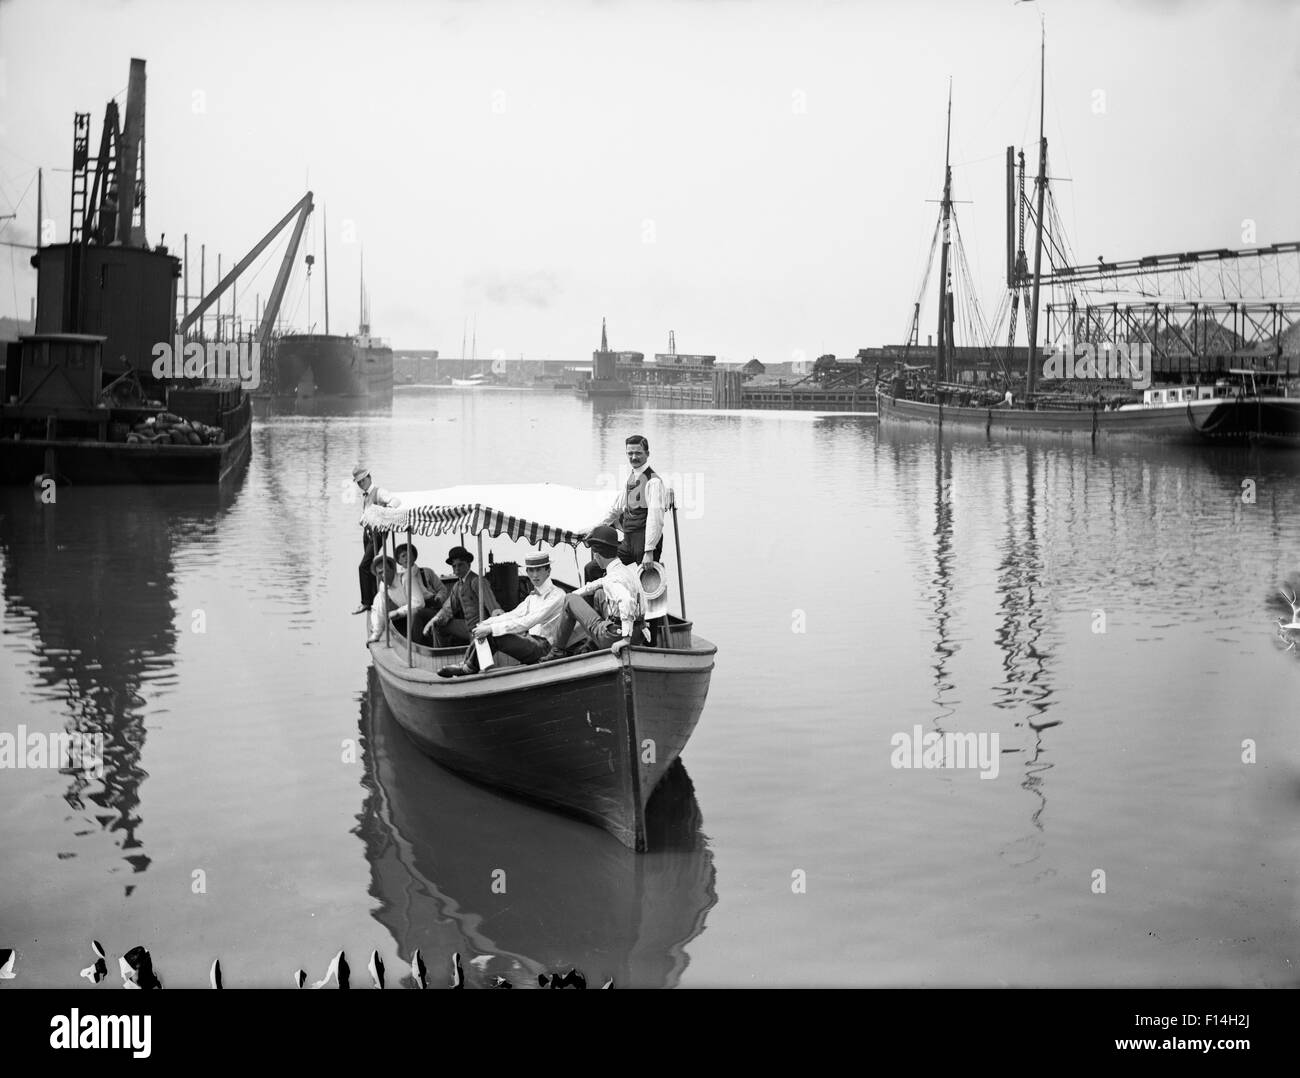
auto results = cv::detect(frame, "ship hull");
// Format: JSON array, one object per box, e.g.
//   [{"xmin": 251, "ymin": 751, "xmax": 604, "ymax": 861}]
[
  {"xmin": 274, "ymin": 334, "xmax": 394, "ymax": 397},
  {"xmin": 876, "ymin": 388, "xmax": 1300, "ymax": 445},
  {"xmin": 0, "ymin": 399, "xmax": 252, "ymax": 485},
  {"xmin": 577, "ymin": 379, "xmax": 632, "ymax": 398}
]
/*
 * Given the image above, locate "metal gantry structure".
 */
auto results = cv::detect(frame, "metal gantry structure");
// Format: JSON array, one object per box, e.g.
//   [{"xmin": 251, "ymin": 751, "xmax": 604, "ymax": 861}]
[
  {"xmin": 1001, "ymin": 105, "xmax": 1300, "ymax": 380},
  {"xmin": 1032, "ymin": 244, "xmax": 1300, "ymax": 377}
]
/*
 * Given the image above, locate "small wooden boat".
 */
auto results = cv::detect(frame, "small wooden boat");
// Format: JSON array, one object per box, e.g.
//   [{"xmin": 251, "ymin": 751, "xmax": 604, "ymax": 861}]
[{"xmin": 362, "ymin": 483, "xmax": 716, "ymax": 851}]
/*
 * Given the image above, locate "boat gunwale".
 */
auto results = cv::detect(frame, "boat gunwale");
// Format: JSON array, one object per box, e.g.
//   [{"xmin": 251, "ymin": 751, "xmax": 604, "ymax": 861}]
[{"xmin": 369, "ymin": 633, "xmax": 717, "ymax": 695}]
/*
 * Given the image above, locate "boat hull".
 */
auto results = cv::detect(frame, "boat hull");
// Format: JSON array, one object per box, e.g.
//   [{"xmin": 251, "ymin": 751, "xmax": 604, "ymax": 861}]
[
  {"xmin": 369, "ymin": 636, "xmax": 716, "ymax": 851},
  {"xmin": 0, "ymin": 400, "xmax": 252, "ymax": 485},
  {"xmin": 876, "ymin": 387, "xmax": 1300, "ymax": 445}
]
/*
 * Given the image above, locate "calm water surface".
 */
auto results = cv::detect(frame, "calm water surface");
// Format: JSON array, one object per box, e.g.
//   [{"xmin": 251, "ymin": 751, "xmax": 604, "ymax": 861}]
[{"xmin": 2, "ymin": 388, "xmax": 1299, "ymax": 987}]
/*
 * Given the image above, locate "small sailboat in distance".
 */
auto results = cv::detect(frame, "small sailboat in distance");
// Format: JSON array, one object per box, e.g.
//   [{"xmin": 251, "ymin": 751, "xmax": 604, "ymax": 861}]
[{"xmin": 450, "ymin": 315, "xmax": 491, "ymax": 386}]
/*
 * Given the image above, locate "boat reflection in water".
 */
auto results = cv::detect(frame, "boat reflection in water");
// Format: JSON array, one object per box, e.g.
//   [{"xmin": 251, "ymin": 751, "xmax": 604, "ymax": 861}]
[
  {"xmin": 358, "ymin": 666, "xmax": 717, "ymax": 988},
  {"xmin": 0, "ymin": 476, "xmax": 244, "ymax": 885}
]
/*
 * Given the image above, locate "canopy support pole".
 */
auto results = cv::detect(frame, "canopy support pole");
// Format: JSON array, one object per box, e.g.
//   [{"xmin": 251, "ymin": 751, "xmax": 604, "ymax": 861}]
[
  {"xmin": 383, "ymin": 532, "xmax": 392, "ymax": 649},
  {"xmin": 670, "ymin": 490, "xmax": 686, "ymax": 620},
  {"xmin": 369, "ymin": 530, "xmax": 380, "ymax": 643},
  {"xmin": 476, "ymin": 533, "xmax": 486, "ymax": 625},
  {"xmin": 406, "ymin": 525, "xmax": 414, "ymax": 669}
]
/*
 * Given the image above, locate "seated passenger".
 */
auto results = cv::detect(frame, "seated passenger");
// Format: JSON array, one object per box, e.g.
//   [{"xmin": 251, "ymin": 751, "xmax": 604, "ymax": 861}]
[
  {"xmin": 393, "ymin": 542, "xmax": 446, "ymax": 643},
  {"xmin": 437, "ymin": 551, "xmax": 565, "ymax": 676},
  {"xmin": 367, "ymin": 554, "xmax": 426, "ymax": 644},
  {"xmin": 547, "ymin": 525, "xmax": 647, "ymax": 660},
  {"xmin": 426, "ymin": 545, "xmax": 504, "ymax": 646}
]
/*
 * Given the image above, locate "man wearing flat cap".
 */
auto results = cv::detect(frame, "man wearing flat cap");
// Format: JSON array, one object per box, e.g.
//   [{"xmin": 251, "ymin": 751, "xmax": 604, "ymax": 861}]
[
  {"xmin": 353, "ymin": 464, "xmax": 401, "ymax": 614},
  {"xmin": 438, "ymin": 551, "xmax": 566, "ymax": 676},
  {"xmin": 548, "ymin": 525, "xmax": 647, "ymax": 660},
  {"xmin": 426, "ymin": 545, "xmax": 504, "ymax": 645}
]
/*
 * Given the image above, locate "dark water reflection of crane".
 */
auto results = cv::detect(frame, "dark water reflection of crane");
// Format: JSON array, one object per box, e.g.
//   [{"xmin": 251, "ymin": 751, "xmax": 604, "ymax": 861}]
[{"xmin": 0, "ymin": 476, "xmax": 245, "ymax": 890}]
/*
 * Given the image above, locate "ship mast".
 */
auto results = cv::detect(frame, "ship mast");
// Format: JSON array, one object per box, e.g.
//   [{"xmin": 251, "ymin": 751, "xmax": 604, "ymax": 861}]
[
  {"xmin": 358, "ymin": 248, "xmax": 366, "ymax": 334},
  {"xmin": 323, "ymin": 206, "xmax": 330, "ymax": 335},
  {"xmin": 1025, "ymin": 21, "xmax": 1048, "ymax": 397},
  {"xmin": 935, "ymin": 80, "xmax": 953, "ymax": 384}
]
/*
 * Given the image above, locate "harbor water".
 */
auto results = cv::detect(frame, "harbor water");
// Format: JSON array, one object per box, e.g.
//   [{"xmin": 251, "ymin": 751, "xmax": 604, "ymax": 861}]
[{"xmin": 2, "ymin": 388, "xmax": 1299, "ymax": 987}]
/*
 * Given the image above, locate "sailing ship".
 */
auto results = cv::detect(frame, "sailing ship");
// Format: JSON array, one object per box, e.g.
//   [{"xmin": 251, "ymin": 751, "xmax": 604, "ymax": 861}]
[
  {"xmin": 271, "ymin": 241, "xmax": 394, "ymax": 398},
  {"xmin": 876, "ymin": 38, "xmax": 1300, "ymax": 445},
  {"xmin": 448, "ymin": 317, "xmax": 501, "ymax": 387},
  {"xmin": 0, "ymin": 58, "xmax": 281, "ymax": 485}
]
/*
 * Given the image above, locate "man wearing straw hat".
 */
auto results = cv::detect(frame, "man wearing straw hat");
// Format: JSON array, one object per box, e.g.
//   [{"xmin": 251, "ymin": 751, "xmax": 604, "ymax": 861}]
[
  {"xmin": 546, "ymin": 526, "xmax": 647, "ymax": 660},
  {"xmin": 437, "ymin": 551, "xmax": 566, "ymax": 676},
  {"xmin": 353, "ymin": 464, "xmax": 401, "ymax": 614}
]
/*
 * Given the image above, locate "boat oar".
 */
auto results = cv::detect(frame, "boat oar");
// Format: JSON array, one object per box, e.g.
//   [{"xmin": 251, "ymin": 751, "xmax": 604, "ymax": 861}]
[{"xmin": 670, "ymin": 489, "xmax": 686, "ymax": 620}]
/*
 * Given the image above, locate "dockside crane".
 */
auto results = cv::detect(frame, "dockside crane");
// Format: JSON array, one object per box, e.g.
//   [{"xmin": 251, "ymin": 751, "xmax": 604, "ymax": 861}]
[{"xmin": 178, "ymin": 192, "xmax": 315, "ymax": 353}]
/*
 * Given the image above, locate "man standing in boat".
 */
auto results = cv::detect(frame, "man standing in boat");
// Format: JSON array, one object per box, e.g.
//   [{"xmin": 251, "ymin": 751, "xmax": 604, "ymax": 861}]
[
  {"xmin": 425, "ymin": 545, "xmax": 504, "ymax": 645},
  {"xmin": 584, "ymin": 434, "xmax": 666, "ymax": 567},
  {"xmin": 353, "ymin": 464, "xmax": 400, "ymax": 615},
  {"xmin": 437, "ymin": 552, "xmax": 566, "ymax": 676}
]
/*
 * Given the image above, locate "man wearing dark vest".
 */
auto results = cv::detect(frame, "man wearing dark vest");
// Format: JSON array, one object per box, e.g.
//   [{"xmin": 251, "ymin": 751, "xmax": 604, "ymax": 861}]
[
  {"xmin": 585, "ymin": 434, "xmax": 666, "ymax": 567},
  {"xmin": 426, "ymin": 545, "xmax": 504, "ymax": 645}
]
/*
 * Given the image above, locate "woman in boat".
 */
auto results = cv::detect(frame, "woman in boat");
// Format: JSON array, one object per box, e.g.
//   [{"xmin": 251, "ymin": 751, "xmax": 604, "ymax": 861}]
[
  {"xmin": 368, "ymin": 555, "xmax": 427, "ymax": 644},
  {"xmin": 392, "ymin": 542, "xmax": 446, "ymax": 643}
]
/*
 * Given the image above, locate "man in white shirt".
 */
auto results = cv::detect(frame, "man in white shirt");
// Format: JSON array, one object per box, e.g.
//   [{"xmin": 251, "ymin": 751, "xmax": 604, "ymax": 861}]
[
  {"xmin": 437, "ymin": 551, "xmax": 566, "ymax": 676},
  {"xmin": 547, "ymin": 526, "xmax": 646, "ymax": 660},
  {"xmin": 584, "ymin": 434, "xmax": 666, "ymax": 568},
  {"xmin": 368, "ymin": 554, "xmax": 429, "ymax": 644},
  {"xmin": 354, "ymin": 464, "xmax": 401, "ymax": 614}
]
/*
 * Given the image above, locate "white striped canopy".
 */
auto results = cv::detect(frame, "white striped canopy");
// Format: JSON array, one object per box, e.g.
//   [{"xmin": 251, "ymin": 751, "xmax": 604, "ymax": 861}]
[{"xmin": 359, "ymin": 483, "xmax": 617, "ymax": 547}]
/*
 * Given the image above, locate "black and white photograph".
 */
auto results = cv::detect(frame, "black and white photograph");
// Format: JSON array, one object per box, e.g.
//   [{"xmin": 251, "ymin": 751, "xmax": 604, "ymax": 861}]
[{"xmin": 0, "ymin": 0, "xmax": 1297, "ymax": 1031}]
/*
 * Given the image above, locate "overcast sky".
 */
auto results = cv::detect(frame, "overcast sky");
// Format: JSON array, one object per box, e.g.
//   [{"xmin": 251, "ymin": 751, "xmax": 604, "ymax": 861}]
[{"xmin": 1, "ymin": 0, "xmax": 1296, "ymax": 361}]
